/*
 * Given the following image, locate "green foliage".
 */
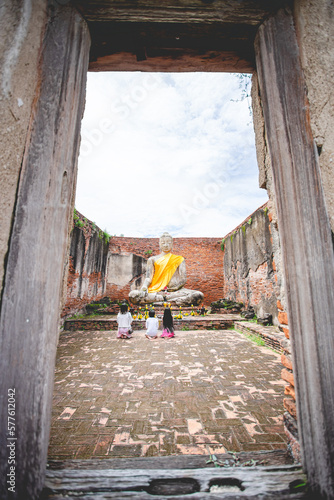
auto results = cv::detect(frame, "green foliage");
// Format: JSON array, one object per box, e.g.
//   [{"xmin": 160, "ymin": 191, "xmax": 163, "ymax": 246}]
[
  {"xmin": 263, "ymin": 206, "xmax": 269, "ymax": 217},
  {"xmin": 87, "ymin": 304, "xmax": 100, "ymax": 311},
  {"xmin": 231, "ymin": 73, "xmax": 253, "ymax": 118},
  {"xmin": 67, "ymin": 313, "xmax": 85, "ymax": 320},
  {"xmin": 181, "ymin": 325, "xmax": 190, "ymax": 331},
  {"xmin": 85, "ymin": 312, "xmax": 104, "ymax": 318},
  {"xmin": 230, "ymin": 231, "xmax": 237, "ymax": 243},
  {"xmin": 103, "ymin": 230, "xmax": 111, "ymax": 244},
  {"xmin": 73, "ymin": 208, "xmax": 83, "ymax": 228},
  {"xmin": 145, "ymin": 250, "xmax": 153, "ymax": 256},
  {"xmin": 220, "ymin": 238, "xmax": 225, "ymax": 251},
  {"xmin": 247, "ymin": 217, "xmax": 252, "ymax": 225},
  {"xmin": 242, "ymin": 225, "xmax": 246, "ymax": 234},
  {"xmin": 247, "ymin": 314, "xmax": 257, "ymax": 323},
  {"xmin": 290, "ymin": 480, "xmax": 307, "ymax": 492},
  {"xmin": 73, "ymin": 209, "xmax": 88, "ymax": 229}
]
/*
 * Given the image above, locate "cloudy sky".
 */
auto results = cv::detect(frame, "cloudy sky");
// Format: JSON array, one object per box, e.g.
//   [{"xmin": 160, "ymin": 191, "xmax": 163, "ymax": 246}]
[{"xmin": 75, "ymin": 72, "xmax": 268, "ymax": 238}]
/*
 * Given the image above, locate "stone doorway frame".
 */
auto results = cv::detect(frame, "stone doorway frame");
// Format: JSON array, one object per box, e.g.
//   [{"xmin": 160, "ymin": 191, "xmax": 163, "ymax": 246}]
[{"xmin": 0, "ymin": 2, "xmax": 333, "ymax": 498}]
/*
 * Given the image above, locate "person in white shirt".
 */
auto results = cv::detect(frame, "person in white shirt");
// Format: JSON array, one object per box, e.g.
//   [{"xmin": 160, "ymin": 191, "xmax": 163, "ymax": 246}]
[
  {"xmin": 117, "ymin": 303, "xmax": 133, "ymax": 339},
  {"xmin": 145, "ymin": 309, "xmax": 159, "ymax": 340}
]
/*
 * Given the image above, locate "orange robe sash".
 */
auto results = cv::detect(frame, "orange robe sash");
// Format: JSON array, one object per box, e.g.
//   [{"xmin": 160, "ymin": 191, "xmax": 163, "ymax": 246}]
[{"xmin": 148, "ymin": 253, "xmax": 184, "ymax": 293}]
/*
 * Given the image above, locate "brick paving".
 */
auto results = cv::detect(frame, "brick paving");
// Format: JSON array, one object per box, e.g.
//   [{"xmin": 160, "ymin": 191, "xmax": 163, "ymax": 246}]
[{"xmin": 48, "ymin": 328, "xmax": 287, "ymax": 461}]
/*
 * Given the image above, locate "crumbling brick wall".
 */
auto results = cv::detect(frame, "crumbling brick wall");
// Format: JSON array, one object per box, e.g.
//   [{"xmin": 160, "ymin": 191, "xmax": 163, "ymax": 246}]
[{"xmin": 62, "ymin": 211, "xmax": 109, "ymax": 318}]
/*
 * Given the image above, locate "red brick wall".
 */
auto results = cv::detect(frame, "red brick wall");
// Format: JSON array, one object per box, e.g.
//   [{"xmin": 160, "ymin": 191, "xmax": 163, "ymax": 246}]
[{"xmin": 108, "ymin": 236, "xmax": 224, "ymax": 306}]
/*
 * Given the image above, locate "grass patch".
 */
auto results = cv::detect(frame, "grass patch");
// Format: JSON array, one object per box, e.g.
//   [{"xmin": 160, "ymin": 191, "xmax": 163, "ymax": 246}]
[
  {"xmin": 245, "ymin": 333, "xmax": 265, "ymax": 346},
  {"xmin": 67, "ymin": 313, "xmax": 86, "ymax": 320},
  {"xmin": 234, "ymin": 327, "xmax": 266, "ymax": 347},
  {"xmin": 245, "ymin": 315, "xmax": 257, "ymax": 323}
]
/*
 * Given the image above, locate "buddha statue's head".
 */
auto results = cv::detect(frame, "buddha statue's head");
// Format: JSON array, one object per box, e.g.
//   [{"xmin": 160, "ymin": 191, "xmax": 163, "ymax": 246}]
[{"xmin": 159, "ymin": 232, "xmax": 173, "ymax": 253}]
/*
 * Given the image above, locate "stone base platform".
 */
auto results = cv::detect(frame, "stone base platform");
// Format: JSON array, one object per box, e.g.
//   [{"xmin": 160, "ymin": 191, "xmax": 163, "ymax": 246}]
[{"xmin": 63, "ymin": 314, "xmax": 241, "ymax": 332}]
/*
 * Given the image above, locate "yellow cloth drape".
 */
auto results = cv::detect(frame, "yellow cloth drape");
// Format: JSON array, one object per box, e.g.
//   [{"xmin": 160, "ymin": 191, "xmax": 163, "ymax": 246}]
[{"xmin": 148, "ymin": 253, "xmax": 184, "ymax": 293}]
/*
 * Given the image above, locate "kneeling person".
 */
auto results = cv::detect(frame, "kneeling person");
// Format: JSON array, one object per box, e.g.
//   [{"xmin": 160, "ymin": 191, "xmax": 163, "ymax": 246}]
[
  {"xmin": 145, "ymin": 309, "xmax": 159, "ymax": 340},
  {"xmin": 117, "ymin": 303, "xmax": 133, "ymax": 339},
  {"xmin": 161, "ymin": 307, "xmax": 175, "ymax": 338}
]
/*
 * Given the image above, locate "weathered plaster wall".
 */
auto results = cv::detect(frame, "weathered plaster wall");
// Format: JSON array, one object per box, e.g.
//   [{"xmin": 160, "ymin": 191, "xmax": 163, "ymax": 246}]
[
  {"xmin": 294, "ymin": 0, "xmax": 334, "ymax": 232},
  {"xmin": 0, "ymin": 0, "xmax": 47, "ymax": 292},
  {"xmin": 223, "ymin": 203, "xmax": 282, "ymax": 324},
  {"xmin": 62, "ymin": 211, "xmax": 109, "ymax": 318}
]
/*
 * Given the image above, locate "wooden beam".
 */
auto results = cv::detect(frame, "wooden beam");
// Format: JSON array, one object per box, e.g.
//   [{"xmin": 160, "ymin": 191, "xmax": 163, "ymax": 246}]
[
  {"xmin": 255, "ymin": 8, "xmax": 334, "ymax": 498},
  {"xmin": 75, "ymin": 1, "xmax": 290, "ymax": 72},
  {"xmin": 74, "ymin": 0, "xmax": 288, "ymax": 24},
  {"xmin": 88, "ymin": 21, "xmax": 255, "ymax": 72},
  {"xmin": 0, "ymin": 5, "xmax": 90, "ymax": 499},
  {"xmin": 44, "ymin": 465, "xmax": 306, "ymax": 498},
  {"xmin": 89, "ymin": 49, "xmax": 254, "ymax": 73}
]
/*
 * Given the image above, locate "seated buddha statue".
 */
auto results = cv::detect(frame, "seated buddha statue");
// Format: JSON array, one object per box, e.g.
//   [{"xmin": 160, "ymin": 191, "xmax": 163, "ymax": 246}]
[{"xmin": 129, "ymin": 232, "xmax": 204, "ymax": 306}]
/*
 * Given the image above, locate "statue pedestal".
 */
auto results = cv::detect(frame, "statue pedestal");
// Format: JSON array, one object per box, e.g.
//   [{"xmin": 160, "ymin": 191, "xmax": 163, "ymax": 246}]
[{"xmin": 129, "ymin": 288, "xmax": 204, "ymax": 307}]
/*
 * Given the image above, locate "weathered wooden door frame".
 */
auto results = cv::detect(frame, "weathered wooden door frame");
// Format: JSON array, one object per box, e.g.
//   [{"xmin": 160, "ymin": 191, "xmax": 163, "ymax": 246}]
[
  {"xmin": 255, "ymin": 9, "xmax": 334, "ymax": 498},
  {"xmin": 1, "ymin": 3, "xmax": 334, "ymax": 499},
  {"xmin": 0, "ymin": 4, "xmax": 91, "ymax": 500}
]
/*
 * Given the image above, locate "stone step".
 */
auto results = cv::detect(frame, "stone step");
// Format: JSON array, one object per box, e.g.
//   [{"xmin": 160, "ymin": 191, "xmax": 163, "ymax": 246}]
[{"xmin": 63, "ymin": 314, "xmax": 242, "ymax": 331}]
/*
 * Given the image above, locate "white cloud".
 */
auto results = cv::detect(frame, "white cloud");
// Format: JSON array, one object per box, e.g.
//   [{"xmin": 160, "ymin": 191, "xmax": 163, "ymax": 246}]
[{"xmin": 75, "ymin": 72, "xmax": 267, "ymax": 237}]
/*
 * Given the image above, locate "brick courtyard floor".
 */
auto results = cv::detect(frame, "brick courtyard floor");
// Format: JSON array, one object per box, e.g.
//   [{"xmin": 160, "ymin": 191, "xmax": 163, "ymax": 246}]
[{"xmin": 48, "ymin": 328, "xmax": 287, "ymax": 461}]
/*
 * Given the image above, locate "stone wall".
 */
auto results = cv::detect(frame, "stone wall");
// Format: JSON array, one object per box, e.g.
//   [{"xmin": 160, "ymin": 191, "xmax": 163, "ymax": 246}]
[
  {"xmin": 0, "ymin": 0, "xmax": 48, "ymax": 293},
  {"xmin": 294, "ymin": 0, "xmax": 334, "ymax": 233}
]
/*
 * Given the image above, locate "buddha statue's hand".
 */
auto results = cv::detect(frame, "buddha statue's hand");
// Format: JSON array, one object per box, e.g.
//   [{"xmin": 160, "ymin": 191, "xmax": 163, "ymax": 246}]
[{"xmin": 139, "ymin": 286, "xmax": 148, "ymax": 298}]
